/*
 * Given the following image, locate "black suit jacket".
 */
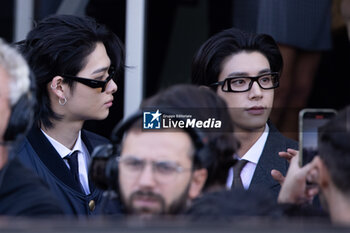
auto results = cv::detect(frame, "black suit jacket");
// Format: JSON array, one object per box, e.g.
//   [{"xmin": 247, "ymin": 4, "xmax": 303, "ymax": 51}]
[
  {"xmin": 15, "ymin": 126, "xmax": 108, "ymax": 215},
  {"xmin": 249, "ymin": 123, "xmax": 298, "ymax": 201},
  {"xmin": 0, "ymin": 157, "xmax": 63, "ymax": 216}
]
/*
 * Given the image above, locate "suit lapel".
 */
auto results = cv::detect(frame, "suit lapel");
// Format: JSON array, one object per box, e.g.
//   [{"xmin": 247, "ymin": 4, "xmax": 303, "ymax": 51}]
[
  {"xmin": 249, "ymin": 124, "xmax": 288, "ymax": 192},
  {"xmin": 81, "ymin": 130, "xmax": 93, "ymax": 153},
  {"xmin": 81, "ymin": 130, "xmax": 99, "ymax": 192},
  {"xmin": 27, "ymin": 126, "xmax": 84, "ymax": 193}
]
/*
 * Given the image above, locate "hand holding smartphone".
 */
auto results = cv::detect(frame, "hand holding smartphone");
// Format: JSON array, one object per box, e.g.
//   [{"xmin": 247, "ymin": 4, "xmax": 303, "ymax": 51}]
[{"xmin": 299, "ymin": 108, "xmax": 337, "ymax": 167}]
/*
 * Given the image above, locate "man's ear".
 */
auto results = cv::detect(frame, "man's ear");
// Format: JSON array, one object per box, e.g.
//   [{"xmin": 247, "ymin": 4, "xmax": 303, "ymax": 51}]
[
  {"xmin": 50, "ymin": 76, "xmax": 66, "ymax": 99},
  {"xmin": 309, "ymin": 156, "xmax": 331, "ymax": 189},
  {"xmin": 188, "ymin": 168, "xmax": 208, "ymax": 200}
]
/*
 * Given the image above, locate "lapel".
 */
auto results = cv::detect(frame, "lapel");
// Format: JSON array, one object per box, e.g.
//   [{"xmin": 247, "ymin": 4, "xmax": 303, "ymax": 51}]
[
  {"xmin": 27, "ymin": 126, "xmax": 94, "ymax": 193},
  {"xmin": 81, "ymin": 130, "xmax": 94, "ymax": 154},
  {"xmin": 249, "ymin": 124, "xmax": 289, "ymax": 193},
  {"xmin": 80, "ymin": 130, "xmax": 98, "ymax": 192}
]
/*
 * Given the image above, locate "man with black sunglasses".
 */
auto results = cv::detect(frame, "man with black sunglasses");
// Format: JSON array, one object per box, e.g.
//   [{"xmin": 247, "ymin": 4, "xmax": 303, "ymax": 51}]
[
  {"xmin": 192, "ymin": 28, "xmax": 298, "ymax": 201},
  {"xmin": 61, "ymin": 66, "xmax": 116, "ymax": 93},
  {"xmin": 15, "ymin": 15, "xmax": 124, "ymax": 216}
]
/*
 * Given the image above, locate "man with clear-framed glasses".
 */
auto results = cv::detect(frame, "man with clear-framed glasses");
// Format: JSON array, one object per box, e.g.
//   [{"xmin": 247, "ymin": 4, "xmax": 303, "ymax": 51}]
[
  {"xmin": 102, "ymin": 84, "xmax": 238, "ymax": 217},
  {"xmin": 117, "ymin": 129, "xmax": 207, "ymax": 217}
]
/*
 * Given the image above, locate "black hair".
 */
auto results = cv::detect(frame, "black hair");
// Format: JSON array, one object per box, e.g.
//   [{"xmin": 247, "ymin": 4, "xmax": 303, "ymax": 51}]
[
  {"xmin": 318, "ymin": 106, "xmax": 350, "ymax": 194},
  {"xmin": 140, "ymin": 84, "xmax": 239, "ymax": 191},
  {"xmin": 191, "ymin": 28, "xmax": 283, "ymax": 90},
  {"xmin": 17, "ymin": 14, "xmax": 125, "ymax": 128}
]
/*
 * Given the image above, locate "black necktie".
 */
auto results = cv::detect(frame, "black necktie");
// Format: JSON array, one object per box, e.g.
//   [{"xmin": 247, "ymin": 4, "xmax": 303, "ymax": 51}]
[
  {"xmin": 65, "ymin": 150, "xmax": 83, "ymax": 192},
  {"xmin": 233, "ymin": 159, "xmax": 248, "ymax": 189}
]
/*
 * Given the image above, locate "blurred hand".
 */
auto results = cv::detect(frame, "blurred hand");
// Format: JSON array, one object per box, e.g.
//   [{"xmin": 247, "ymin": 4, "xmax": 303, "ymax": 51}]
[
  {"xmin": 277, "ymin": 155, "xmax": 319, "ymax": 204},
  {"xmin": 271, "ymin": 149, "xmax": 298, "ymax": 185}
]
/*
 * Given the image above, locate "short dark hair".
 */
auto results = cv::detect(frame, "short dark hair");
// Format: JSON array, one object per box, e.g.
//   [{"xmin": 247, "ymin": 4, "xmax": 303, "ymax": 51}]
[
  {"xmin": 191, "ymin": 28, "xmax": 283, "ymax": 90},
  {"xmin": 141, "ymin": 84, "xmax": 239, "ymax": 191},
  {"xmin": 17, "ymin": 14, "xmax": 124, "ymax": 128},
  {"xmin": 318, "ymin": 106, "xmax": 350, "ymax": 194}
]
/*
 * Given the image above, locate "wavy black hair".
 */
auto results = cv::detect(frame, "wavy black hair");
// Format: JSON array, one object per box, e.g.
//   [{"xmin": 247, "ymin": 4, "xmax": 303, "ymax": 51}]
[
  {"xmin": 17, "ymin": 14, "xmax": 125, "ymax": 129},
  {"xmin": 192, "ymin": 27, "xmax": 283, "ymax": 90}
]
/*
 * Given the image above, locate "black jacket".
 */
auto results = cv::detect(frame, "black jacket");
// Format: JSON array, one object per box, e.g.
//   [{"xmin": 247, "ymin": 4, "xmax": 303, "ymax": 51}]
[
  {"xmin": 0, "ymin": 157, "xmax": 63, "ymax": 216},
  {"xmin": 16, "ymin": 126, "xmax": 108, "ymax": 216},
  {"xmin": 249, "ymin": 123, "xmax": 298, "ymax": 201}
]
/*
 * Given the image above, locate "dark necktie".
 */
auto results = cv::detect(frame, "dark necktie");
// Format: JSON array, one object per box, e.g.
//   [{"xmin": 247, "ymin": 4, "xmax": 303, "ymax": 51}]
[
  {"xmin": 233, "ymin": 159, "xmax": 248, "ymax": 189},
  {"xmin": 65, "ymin": 150, "xmax": 83, "ymax": 192}
]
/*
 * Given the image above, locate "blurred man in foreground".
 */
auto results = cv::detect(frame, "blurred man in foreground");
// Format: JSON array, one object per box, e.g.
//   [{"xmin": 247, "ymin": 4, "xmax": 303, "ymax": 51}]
[
  {"xmin": 278, "ymin": 106, "xmax": 350, "ymax": 225},
  {"xmin": 91, "ymin": 85, "xmax": 237, "ymax": 217},
  {"xmin": 0, "ymin": 39, "xmax": 62, "ymax": 216}
]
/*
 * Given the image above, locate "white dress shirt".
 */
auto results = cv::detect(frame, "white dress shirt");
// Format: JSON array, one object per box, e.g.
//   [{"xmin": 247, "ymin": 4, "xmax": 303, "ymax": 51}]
[
  {"xmin": 41, "ymin": 129, "xmax": 91, "ymax": 194},
  {"xmin": 226, "ymin": 124, "xmax": 269, "ymax": 190}
]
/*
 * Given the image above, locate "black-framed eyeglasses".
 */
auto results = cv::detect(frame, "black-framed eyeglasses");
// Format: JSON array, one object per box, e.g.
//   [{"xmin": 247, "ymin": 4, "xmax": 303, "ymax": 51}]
[
  {"xmin": 118, "ymin": 156, "xmax": 191, "ymax": 183},
  {"xmin": 60, "ymin": 66, "xmax": 116, "ymax": 92},
  {"xmin": 210, "ymin": 72, "xmax": 280, "ymax": 93}
]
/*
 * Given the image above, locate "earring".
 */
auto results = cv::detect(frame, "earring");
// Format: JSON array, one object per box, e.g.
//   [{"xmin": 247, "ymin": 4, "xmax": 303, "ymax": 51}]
[
  {"xmin": 50, "ymin": 83, "xmax": 57, "ymax": 89},
  {"xmin": 59, "ymin": 97, "xmax": 67, "ymax": 106}
]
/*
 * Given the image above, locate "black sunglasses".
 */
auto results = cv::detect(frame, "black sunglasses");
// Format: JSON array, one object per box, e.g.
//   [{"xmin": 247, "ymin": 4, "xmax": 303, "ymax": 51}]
[{"xmin": 61, "ymin": 66, "xmax": 116, "ymax": 92}]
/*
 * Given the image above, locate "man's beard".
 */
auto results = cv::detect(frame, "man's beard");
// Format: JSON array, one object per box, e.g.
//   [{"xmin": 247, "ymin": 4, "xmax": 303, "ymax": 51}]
[{"xmin": 123, "ymin": 183, "xmax": 191, "ymax": 217}]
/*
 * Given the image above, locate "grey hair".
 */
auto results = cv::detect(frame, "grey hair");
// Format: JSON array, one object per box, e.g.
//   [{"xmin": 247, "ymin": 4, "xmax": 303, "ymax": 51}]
[{"xmin": 0, "ymin": 39, "xmax": 30, "ymax": 106}]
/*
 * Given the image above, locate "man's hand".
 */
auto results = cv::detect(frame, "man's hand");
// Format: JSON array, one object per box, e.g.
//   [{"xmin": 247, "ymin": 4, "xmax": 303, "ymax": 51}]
[
  {"xmin": 271, "ymin": 148, "xmax": 298, "ymax": 185},
  {"xmin": 277, "ymin": 155, "xmax": 319, "ymax": 204}
]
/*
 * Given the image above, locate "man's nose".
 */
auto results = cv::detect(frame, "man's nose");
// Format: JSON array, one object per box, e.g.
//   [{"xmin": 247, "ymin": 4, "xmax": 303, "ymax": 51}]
[
  {"xmin": 137, "ymin": 163, "xmax": 157, "ymax": 188},
  {"xmin": 106, "ymin": 79, "xmax": 118, "ymax": 94},
  {"xmin": 248, "ymin": 81, "xmax": 263, "ymax": 100}
]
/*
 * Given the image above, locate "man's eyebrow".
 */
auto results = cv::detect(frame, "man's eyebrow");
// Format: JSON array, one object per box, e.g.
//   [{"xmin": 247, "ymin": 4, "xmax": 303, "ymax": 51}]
[
  {"xmin": 258, "ymin": 68, "xmax": 272, "ymax": 74},
  {"xmin": 91, "ymin": 66, "xmax": 109, "ymax": 75},
  {"xmin": 227, "ymin": 69, "xmax": 272, "ymax": 77},
  {"xmin": 227, "ymin": 72, "xmax": 248, "ymax": 77}
]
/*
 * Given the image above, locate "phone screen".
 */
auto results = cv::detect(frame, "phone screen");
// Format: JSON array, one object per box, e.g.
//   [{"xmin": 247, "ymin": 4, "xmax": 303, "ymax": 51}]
[{"xmin": 299, "ymin": 109, "xmax": 337, "ymax": 166}]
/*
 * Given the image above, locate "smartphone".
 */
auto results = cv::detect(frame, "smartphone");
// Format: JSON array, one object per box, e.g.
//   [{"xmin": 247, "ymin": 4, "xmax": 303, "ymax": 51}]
[{"xmin": 299, "ymin": 108, "xmax": 337, "ymax": 167}]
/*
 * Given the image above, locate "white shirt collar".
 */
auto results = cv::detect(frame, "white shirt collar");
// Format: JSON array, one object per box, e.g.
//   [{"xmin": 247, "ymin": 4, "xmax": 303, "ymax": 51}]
[
  {"xmin": 241, "ymin": 123, "xmax": 269, "ymax": 164},
  {"xmin": 41, "ymin": 129, "xmax": 84, "ymax": 159},
  {"xmin": 40, "ymin": 129, "xmax": 91, "ymax": 194},
  {"xmin": 227, "ymin": 124, "xmax": 270, "ymax": 189}
]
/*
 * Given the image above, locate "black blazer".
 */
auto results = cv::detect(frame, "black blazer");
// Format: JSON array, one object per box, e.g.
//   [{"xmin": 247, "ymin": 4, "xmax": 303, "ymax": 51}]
[
  {"xmin": 249, "ymin": 123, "xmax": 298, "ymax": 201},
  {"xmin": 0, "ymin": 157, "xmax": 63, "ymax": 216},
  {"xmin": 15, "ymin": 125, "xmax": 109, "ymax": 216}
]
